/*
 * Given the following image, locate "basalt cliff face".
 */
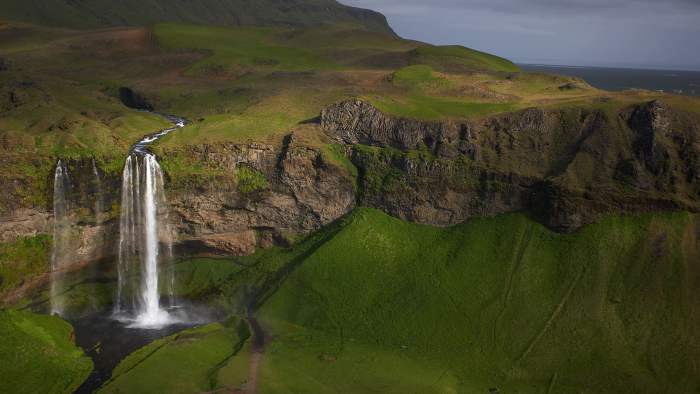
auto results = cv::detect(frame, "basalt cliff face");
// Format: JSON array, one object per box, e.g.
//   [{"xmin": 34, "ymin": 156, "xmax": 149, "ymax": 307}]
[
  {"xmin": 0, "ymin": 136, "xmax": 356, "ymax": 259},
  {"xmin": 322, "ymin": 99, "xmax": 700, "ymax": 231},
  {"xmin": 0, "ymin": 158, "xmax": 116, "ymax": 261},
  {"xmin": 2, "ymin": 98, "xmax": 699, "ymax": 298},
  {"xmin": 161, "ymin": 135, "xmax": 356, "ymax": 256}
]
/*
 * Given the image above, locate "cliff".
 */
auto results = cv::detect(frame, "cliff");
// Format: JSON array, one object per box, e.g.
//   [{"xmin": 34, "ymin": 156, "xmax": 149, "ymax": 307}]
[
  {"xmin": 162, "ymin": 135, "xmax": 356, "ymax": 255},
  {"xmin": 2, "ymin": 97, "xmax": 699, "ymax": 303},
  {"xmin": 322, "ymin": 99, "xmax": 700, "ymax": 231}
]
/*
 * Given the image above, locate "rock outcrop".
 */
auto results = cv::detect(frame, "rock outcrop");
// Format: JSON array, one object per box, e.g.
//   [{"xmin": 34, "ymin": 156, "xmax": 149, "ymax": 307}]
[
  {"xmin": 165, "ymin": 135, "xmax": 356, "ymax": 255},
  {"xmin": 0, "ymin": 133, "xmax": 356, "ymax": 273},
  {"xmin": 322, "ymin": 99, "xmax": 700, "ymax": 231},
  {"xmin": 0, "ymin": 209, "xmax": 50, "ymax": 243}
]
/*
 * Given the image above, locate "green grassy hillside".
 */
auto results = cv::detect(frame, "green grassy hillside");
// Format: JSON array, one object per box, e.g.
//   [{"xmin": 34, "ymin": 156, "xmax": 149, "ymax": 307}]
[
  {"xmin": 100, "ymin": 318, "xmax": 251, "ymax": 393},
  {"xmin": 256, "ymin": 208, "xmax": 700, "ymax": 393},
  {"xmin": 0, "ymin": 0, "xmax": 394, "ymax": 34},
  {"xmin": 9, "ymin": 208, "xmax": 699, "ymax": 393},
  {"xmin": 0, "ymin": 310, "xmax": 92, "ymax": 393},
  {"xmin": 413, "ymin": 45, "xmax": 519, "ymax": 73}
]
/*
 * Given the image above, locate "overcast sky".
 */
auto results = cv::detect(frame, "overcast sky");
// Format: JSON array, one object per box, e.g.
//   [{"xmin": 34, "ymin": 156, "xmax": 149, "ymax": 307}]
[{"xmin": 341, "ymin": 0, "xmax": 700, "ymax": 70}]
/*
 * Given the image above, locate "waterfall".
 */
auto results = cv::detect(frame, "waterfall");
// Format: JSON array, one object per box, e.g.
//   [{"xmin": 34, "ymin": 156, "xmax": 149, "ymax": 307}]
[
  {"xmin": 91, "ymin": 158, "xmax": 104, "ymax": 224},
  {"xmin": 114, "ymin": 118, "xmax": 182, "ymax": 328},
  {"xmin": 50, "ymin": 160, "xmax": 71, "ymax": 316},
  {"xmin": 115, "ymin": 153, "xmax": 175, "ymax": 327}
]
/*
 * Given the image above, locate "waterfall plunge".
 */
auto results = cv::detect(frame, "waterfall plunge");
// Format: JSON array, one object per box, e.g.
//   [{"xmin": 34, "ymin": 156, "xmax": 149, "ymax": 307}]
[
  {"xmin": 50, "ymin": 160, "xmax": 71, "ymax": 316},
  {"xmin": 115, "ymin": 153, "xmax": 175, "ymax": 328}
]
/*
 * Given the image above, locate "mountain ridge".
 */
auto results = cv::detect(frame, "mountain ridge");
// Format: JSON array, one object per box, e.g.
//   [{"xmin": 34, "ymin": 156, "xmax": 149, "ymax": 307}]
[{"xmin": 0, "ymin": 0, "xmax": 395, "ymax": 34}]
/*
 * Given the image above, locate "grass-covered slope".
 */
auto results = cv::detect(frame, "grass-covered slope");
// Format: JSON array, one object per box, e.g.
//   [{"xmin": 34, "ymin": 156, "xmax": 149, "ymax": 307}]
[
  {"xmin": 0, "ymin": 0, "xmax": 394, "ymax": 34},
  {"xmin": 0, "ymin": 310, "xmax": 92, "ymax": 393},
  {"xmin": 412, "ymin": 45, "xmax": 519, "ymax": 73},
  {"xmin": 99, "ymin": 318, "xmax": 251, "ymax": 393},
  {"xmin": 258, "ymin": 208, "xmax": 700, "ymax": 393}
]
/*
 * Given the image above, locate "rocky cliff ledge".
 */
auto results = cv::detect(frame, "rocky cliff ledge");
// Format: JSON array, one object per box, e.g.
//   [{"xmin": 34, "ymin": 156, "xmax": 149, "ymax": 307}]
[
  {"xmin": 161, "ymin": 134, "xmax": 356, "ymax": 255},
  {"xmin": 0, "ymin": 135, "xmax": 356, "ymax": 303},
  {"xmin": 2, "ymin": 98, "xmax": 698, "ymax": 281},
  {"xmin": 322, "ymin": 99, "xmax": 700, "ymax": 231}
]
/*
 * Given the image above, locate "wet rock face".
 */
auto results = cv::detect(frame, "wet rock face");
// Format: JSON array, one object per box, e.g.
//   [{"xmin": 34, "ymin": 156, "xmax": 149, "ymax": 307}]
[
  {"xmin": 0, "ymin": 158, "xmax": 118, "ymax": 270},
  {"xmin": 118, "ymin": 87, "xmax": 153, "ymax": 111},
  {"xmin": 1, "ymin": 135, "xmax": 356, "ymax": 266},
  {"xmin": 323, "ymin": 99, "xmax": 700, "ymax": 232}
]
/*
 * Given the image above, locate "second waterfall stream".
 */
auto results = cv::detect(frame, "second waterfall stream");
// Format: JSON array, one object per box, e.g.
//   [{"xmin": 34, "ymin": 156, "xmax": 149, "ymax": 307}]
[{"xmin": 113, "ymin": 116, "xmax": 184, "ymax": 328}]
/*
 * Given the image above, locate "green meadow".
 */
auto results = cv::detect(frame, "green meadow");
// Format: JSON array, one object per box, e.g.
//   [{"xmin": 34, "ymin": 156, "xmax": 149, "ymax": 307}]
[
  {"xmin": 91, "ymin": 208, "xmax": 699, "ymax": 393},
  {"xmin": 256, "ymin": 208, "xmax": 700, "ymax": 393},
  {"xmin": 0, "ymin": 310, "xmax": 92, "ymax": 393}
]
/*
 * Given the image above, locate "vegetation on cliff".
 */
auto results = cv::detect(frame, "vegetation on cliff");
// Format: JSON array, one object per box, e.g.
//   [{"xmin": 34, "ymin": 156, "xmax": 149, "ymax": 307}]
[{"xmin": 0, "ymin": 235, "xmax": 50, "ymax": 298}]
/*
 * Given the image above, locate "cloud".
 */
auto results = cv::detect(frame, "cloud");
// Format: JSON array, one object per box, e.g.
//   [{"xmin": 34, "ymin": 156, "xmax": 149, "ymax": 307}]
[
  {"xmin": 340, "ymin": 0, "xmax": 700, "ymax": 69},
  {"xmin": 345, "ymin": 0, "xmax": 700, "ymax": 15}
]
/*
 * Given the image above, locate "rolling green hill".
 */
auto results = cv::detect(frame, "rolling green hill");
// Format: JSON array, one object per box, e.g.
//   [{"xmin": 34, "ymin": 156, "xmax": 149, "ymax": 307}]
[
  {"xmin": 0, "ymin": 0, "xmax": 394, "ymax": 34},
  {"xmin": 255, "ymin": 208, "xmax": 700, "ymax": 393},
  {"xmin": 43, "ymin": 207, "xmax": 700, "ymax": 392},
  {"xmin": 0, "ymin": 310, "xmax": 93, "ymax": 393}
]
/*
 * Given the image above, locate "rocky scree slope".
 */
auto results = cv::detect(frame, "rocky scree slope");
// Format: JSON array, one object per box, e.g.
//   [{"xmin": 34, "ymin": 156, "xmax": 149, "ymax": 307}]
[{"xmin": 322, "ymin": 99, "xmax": 700, "ymax": 231}]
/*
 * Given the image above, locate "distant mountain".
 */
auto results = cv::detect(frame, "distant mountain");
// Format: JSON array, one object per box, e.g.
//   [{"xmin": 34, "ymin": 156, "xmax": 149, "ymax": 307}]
[{"xmin": 0, "ymin": 0, "xmax": 395, "ymax": 34}]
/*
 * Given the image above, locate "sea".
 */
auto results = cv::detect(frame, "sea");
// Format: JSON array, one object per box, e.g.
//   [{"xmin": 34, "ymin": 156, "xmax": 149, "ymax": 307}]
[{"xmin": 518, "ymin": 64, "xmax": 700, "ymax": 97}]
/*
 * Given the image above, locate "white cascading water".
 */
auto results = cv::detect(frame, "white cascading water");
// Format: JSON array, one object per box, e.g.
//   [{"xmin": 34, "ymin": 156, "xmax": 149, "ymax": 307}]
[
  {"xmin": 115, "ymin": 119, "xmax": 182, "ymax": 328},
  {"xmin": 91, "ymin": 158, "xmax": 104, "ymax": 224},
  {"xmin": 50, "ymin": 160, "xmax": 71, "ymax": 316}
]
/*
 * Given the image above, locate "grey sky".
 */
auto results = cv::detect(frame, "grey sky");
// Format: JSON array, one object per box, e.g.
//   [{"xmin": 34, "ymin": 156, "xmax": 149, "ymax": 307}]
[{"xmin": 341, "ymin": 0, "xmax": 700, "ymax": 70}]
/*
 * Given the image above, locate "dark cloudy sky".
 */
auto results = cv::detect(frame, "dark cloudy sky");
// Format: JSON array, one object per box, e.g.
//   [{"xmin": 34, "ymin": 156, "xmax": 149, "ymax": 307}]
[{"xmin": 341, "ymin": 0, "xmax": 700, "ymax": 70}]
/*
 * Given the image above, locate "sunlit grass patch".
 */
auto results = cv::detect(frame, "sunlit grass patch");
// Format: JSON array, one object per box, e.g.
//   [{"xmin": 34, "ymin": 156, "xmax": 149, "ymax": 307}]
[
  {"xmin": 0, "ymin": 310, "xmax": 92, "ymax": 393},
  {"xmin": 154, "ymin": 23, "xmax": 337, "ymax": 75}
]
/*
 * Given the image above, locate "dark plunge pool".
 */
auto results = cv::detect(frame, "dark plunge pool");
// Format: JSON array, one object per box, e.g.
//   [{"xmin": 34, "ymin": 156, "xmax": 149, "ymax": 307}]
[{"xmin": 71, "ymin": 304, "xmax": 220, "ymax": 393}]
